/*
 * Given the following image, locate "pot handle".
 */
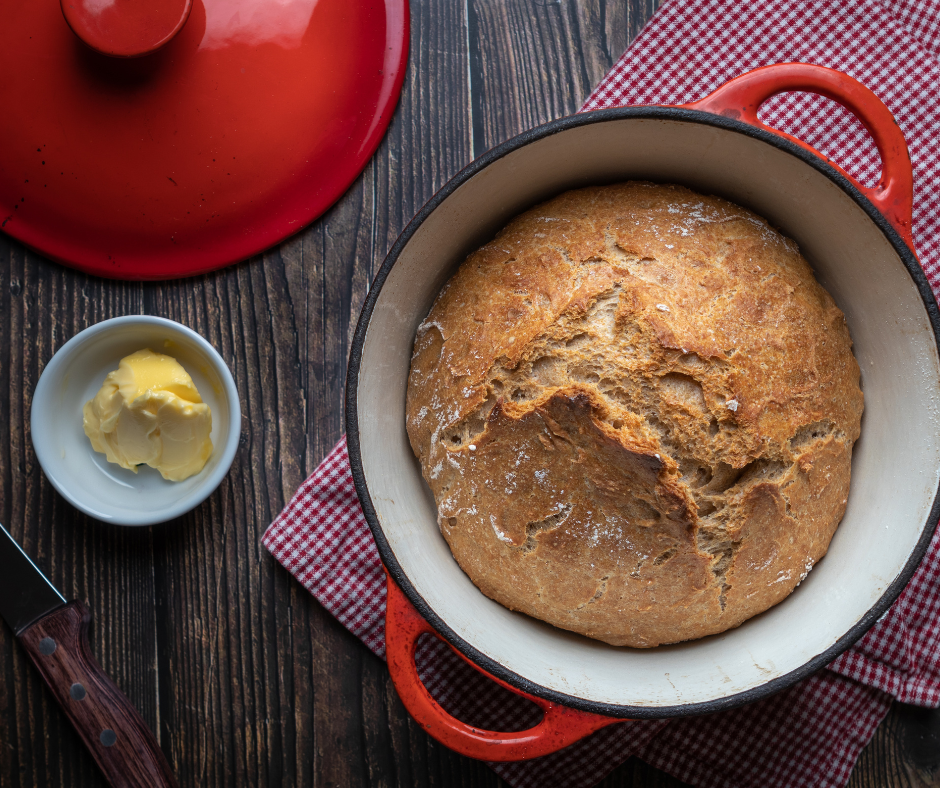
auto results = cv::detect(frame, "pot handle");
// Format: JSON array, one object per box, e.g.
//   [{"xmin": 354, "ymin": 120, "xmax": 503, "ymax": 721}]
[
  {"xmin": 685, "ymin": 63, "xmax": 914, "ymax": 250},
  {"xmin": 384, "ymin": 576, "xmax": 619, "ymax": 761}
]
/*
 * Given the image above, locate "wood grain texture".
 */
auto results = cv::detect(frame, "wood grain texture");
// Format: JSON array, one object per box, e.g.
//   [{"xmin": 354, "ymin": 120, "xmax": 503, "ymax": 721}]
[
  {"xmin": 18, "ymin": 602, "xmax": 178, "ymax": 788},
  {"xmin": 0, "ymin": 1, "xmax": 937, "ymax": 787}
]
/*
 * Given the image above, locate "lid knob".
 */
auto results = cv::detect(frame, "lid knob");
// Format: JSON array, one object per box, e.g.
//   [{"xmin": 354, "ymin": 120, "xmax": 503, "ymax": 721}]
[{"xmin": 61, "ymin": 0, "xmax": 193, "ymax": 58}]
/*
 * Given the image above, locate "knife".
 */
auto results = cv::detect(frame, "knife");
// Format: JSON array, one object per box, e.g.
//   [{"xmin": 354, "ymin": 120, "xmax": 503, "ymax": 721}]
[{"xmin": 0, "ymin": 523, "xmax": 179, "ymax": 788}]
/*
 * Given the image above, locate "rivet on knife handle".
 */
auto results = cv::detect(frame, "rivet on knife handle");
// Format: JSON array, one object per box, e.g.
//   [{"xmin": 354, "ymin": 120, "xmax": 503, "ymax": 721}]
[{"xmin": 17, "ymin": 601, "xmax": 179, "ymax": 788}]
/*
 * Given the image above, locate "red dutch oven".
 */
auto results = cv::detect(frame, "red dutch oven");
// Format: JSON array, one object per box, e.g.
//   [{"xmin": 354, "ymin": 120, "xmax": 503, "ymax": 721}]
[{"xmin": 346, "ymin": 64, "xmax": 940, "ymax": 760}]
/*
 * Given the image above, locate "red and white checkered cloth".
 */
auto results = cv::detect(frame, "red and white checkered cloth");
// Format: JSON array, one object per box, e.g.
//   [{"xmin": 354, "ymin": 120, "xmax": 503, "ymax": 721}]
[{"xmin": 263, "ymin": 1, "xmax": 940, "ymax": 785}]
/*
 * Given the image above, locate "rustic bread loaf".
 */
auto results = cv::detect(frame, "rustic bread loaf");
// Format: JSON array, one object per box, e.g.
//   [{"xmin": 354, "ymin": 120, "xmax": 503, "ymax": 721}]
[{"xmin": 405, "ymin": 182, "xmax": 863, "ymax": 648}]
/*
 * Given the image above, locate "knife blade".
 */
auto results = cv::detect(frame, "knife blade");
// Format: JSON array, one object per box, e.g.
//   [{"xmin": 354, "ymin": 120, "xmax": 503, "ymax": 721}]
[
  {"xmin": 0, "ymin": 523, "xmax": 179, "ymax": 788},
  {"xmin": 0, "ymin": 523, "xmax": 67, "ymax": 634}
]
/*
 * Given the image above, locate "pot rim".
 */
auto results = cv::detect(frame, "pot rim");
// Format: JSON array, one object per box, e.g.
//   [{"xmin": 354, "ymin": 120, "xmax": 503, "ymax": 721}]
[{"xmin": 346, "ymin": 104, "xmax": 940, "ymax": 718}]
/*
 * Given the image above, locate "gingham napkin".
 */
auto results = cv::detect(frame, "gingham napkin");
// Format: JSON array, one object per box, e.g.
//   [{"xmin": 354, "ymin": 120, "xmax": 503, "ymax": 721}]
[{"xmin": 263, "ymin": 1, "xmax": 940, "ymax": 785}]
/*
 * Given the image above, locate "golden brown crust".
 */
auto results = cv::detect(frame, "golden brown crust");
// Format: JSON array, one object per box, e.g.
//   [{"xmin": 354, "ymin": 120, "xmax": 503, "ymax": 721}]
[{"xmin": 405, "ymin": 182, "xmax": 863, "ymax": 647}]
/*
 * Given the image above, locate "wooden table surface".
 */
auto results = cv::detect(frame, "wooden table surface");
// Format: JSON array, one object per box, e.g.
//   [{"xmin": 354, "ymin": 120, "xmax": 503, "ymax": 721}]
[{"xmin": 2, "ymin": 1, "xmax": 940, "ymax": 786}]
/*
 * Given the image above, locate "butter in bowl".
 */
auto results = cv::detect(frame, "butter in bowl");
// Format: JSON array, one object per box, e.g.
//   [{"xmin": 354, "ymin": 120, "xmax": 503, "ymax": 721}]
[{"xmin": 31, "ymin": 316, "xmax": 241, "ymax": 526}]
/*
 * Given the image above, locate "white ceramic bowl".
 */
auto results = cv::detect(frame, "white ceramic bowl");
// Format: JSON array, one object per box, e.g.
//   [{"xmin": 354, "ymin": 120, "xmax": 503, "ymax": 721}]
[
  {"xmin": 31, "ymin": 316, "xmax": 241, "ymax": 526},
  {"xmin": 347, "ymin": 66, "xmax": 940, "ymax": 724}
]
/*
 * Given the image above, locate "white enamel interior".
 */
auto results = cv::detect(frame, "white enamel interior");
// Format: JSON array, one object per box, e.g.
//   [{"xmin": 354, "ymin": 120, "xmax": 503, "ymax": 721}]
[
  {"xmin": 31, "ymin": 316, "xmax": 241, "ymax": 526},
  {"xmin": 356, "ymin": 117, "xmax": 940, "ymax": 709}
]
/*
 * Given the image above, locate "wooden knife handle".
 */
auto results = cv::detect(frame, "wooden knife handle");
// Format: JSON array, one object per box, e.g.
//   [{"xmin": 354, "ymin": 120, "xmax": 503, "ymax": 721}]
[{"xmin": 17, "ymin": 601, "xmax": 179, "ymax": 788}]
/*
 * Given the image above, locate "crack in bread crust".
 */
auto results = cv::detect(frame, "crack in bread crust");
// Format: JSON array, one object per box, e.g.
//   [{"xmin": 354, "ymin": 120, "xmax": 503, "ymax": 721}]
[{"xmin": 406, "ymin": 182, "xmax": 863, "ymax": 648}]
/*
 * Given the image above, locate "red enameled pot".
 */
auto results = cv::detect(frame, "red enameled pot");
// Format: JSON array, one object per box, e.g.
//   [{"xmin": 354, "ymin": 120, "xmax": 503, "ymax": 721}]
[{"xmin": 347, "ymin": 63, "xmax": 940, "ymax": 761}]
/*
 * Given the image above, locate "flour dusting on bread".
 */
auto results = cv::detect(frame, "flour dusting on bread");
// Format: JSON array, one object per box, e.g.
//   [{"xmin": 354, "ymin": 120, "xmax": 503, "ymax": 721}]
[{"xmin": 405, "ymin": 182, "xmax": 863, "ymax": 648}]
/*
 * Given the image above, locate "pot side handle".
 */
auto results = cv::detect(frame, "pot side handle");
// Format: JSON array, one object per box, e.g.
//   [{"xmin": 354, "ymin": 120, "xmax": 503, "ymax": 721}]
[
  {"xmin": 685, "ymin": 63, "xmax": 915, "ymax": 250},
  {"xmin": 384, "ymin": 576, "xmax": 619, "ymax": 761}
]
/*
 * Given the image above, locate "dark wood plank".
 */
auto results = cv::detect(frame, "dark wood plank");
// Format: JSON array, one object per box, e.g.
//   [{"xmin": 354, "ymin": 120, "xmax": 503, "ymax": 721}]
[
  {"xmin": 2, "ymin": 2, "xmax": 939, "ymax": 788},
  {"xmin": 895, "ymin": 703, "xmax": 940, "ymax": 777},
  {"xmin": 0, "ymin": 247, "xmax": 159, "ymax": 788},
  {"xmin": 848, "ymin": 703, "xmax": 940, "ymax": 788},
  {"xmin": 468, "ymin": 0, "xmax": 659, "ymax": 152}
]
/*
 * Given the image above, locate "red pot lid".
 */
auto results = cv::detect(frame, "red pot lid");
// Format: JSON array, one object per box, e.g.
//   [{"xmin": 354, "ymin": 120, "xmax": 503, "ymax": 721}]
[{"xmin": 1, "ymin": 0, "xmax": 409, "ymax": 279}]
